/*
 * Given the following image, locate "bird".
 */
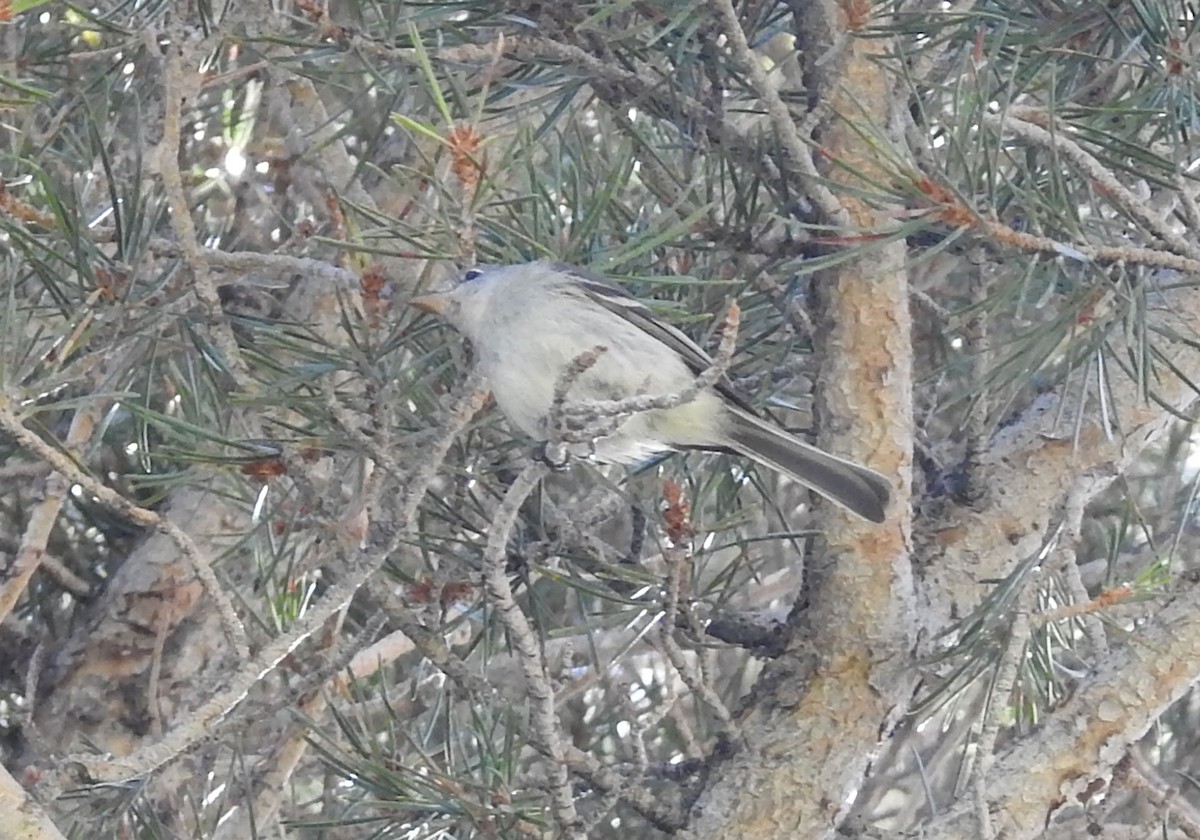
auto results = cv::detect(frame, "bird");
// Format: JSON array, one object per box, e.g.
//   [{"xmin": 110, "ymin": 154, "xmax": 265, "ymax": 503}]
[{"xmin": 410, "ymin": 261, "xmax": 891, "ymax": 523}]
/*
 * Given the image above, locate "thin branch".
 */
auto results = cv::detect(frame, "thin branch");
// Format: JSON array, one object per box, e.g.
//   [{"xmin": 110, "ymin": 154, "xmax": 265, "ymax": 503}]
[
  {"xmin": 1176, "ymin": 171, "xmax": 1200, "ymax": 236},
  {"xmin": 44, "ymin": 529, "xmax": 371, "ymax": 793},
  {"xmin": 34, "ymin": 554, "xmax": 91, "ymax": 599},
  {"xmin": 0, "ymin": 461, "xmax": 50, "ymax": 481},
  {"xmin": 210, "ymin": 615, "xmax": 385, "ymax": 840},
  {"xmin": 565, "ymin": 745, "xmax": 688, "ymax": 832},
  {"xmin": 560, "ymin": 300, "xmax": 741, "ymax": 427},
  {"xmin": 978, "ymin": 216, "xmax": 1200, "ymax": 273},
  {"xmin": 1048, "ymin": 485, "xmax": 1110, "ymax": 657},
  {"xmin": 708, "ymin": 0, "xmax": 846, "ymax": 221},
  {"xmin": 0, "ymin": 396, "xmax": 250, "ymax": 659},
  {"xmin": 921, "ymin": 576, "xmax": 1200, "ymax": 839},
  {"xmin": 1120, "ymin": 749, "xmax": 1200, "ymax": 839},
  {"xmin": 963, "ymin": 246, "xmax": 992, "ymax": 502},
  {"xmin": 657, "ymin": 543, "xmax": 736, "ymax": 735},
  {"xmin": 984, "ymin": 110, "xmax": 1200, "ymax": 262},
  {"xmin": 972, "ymin": 567, "xmax": 1037, "ymax": 840},
  {"xmin": 180, "ymin": 240, "xmax": 359, "ymax": 287},
  {"xmin": 154, "ymin": 38, "xmax": 255, "ymax": 390},
  {"xmin": 0, "ymin": 403, "xmax": 102, "ymax": 628},
  {"xmin": 480, "ymin": 461, "xmax": 582, "ymax": 838},
  {"xmin": 36, "ymin": 374, "xmax": 489, "ymax": 797}
]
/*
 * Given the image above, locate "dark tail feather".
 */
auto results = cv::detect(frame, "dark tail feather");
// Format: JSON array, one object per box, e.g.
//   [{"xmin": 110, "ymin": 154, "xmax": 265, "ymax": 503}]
[{"xmin": 724, "ymin": 409, "xmax": 891, "ymax": 523}]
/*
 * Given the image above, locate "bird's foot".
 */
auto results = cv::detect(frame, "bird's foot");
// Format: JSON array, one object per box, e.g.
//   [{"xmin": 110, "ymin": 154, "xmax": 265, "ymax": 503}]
[{"xmin": 533, "ymin": 441, "xmax": 571, "ymax": 470}]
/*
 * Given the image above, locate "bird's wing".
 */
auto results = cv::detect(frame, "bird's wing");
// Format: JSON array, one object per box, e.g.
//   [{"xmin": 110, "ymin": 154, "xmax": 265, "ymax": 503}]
[{"xmin": 557, "ymin": 263, "xmax": 759, "ymax": 416}]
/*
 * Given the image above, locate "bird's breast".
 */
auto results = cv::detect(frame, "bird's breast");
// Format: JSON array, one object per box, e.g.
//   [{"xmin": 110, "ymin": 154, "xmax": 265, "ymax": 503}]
[{"xmin": 479, "ymin": 298, "xmax": 702, "ymax": 447}]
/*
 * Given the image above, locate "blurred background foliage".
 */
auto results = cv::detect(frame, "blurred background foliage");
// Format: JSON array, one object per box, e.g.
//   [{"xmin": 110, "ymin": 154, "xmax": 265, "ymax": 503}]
[{"xmin": 1, "ymin": 0, "xmax": 1200, "ymax": 837}]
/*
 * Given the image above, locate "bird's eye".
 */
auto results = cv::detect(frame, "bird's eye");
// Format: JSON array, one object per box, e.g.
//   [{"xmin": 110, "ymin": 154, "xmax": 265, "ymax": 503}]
[{"xmin": 462, "ymin": 268, "xmax": 484, "ymax": 282}]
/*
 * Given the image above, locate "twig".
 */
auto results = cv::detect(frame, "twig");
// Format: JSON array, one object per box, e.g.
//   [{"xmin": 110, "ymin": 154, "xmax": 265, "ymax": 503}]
[
  {"xmin": 611, "ymin": 106, "xmax": 824, "ymax": 263},
  {"xmin": 545, "ymin": 344, "xmax": 610, "ymax": 447},
  {"xmin": 0, "ymin": 396, "xmax": 250, "ymax": 660},
  {"xmin": 657, "ymin": 545, "xmax": 735, "ymax": 736},
  {"xmin": 0, "ymin": 402, "xmax": 101, "ymax": 629},
  {"xmin": 211, "ymin": 376, "xmax": 492, "ymax": 833},
  {"xmin": 1033, "ymin": 585, "xmax": 1136, "ymax": 627},
  {"xmin": 21, "ymin": 637, "xmax": 46, "ymax": 730},
  {"xmin": 369, "ymin": 545, "xmax": 688, "ymax": 832},
  {"xmin": 376, "ymin": 585, "xmax": 691, "ymax": 831},
  {"xmin": 480, "ymin": 461, "xmax": 582, "ymax": 838},
  {"xmin": 980, "ymin": 219, "xmax": 1200, "ymax": 273},
  {"xmin": 211, "ymin": 614, "xmax": 387, "ymax": 840},
  {"xmin": 1120, "ymin": 748, "xmax": 1200, "ymax": 839},
  {"xmin": 1046, "ymin": 485, "xmax": 1110, "ymax": 657},
  {"xmin": 565, "ymin": 745, "xmax": 687, "ymax": 832},
  {"xmin": 984, "ymin": 110, "xmax": 1200, "ymax": 262},
  {"xmin": 154, "ymin": 38, "xmax": 255, "ymax": 391},
  {"xmin": 0, "ymin": 461, "xmax": 50, "ymax": 481},
  {"xmin": 963, "ymin": 245, "xmax": 991, "ymax": 503},
  {"xmin": 36, "ymin": 373, "xmax": 490, "ymax": 796},
  {"xmin": 34, "ymin": 554, "xmax": 91, "ymax": 599},
  {"xmin": 708, "ymin": 0, "xmax": 846, "ymax": 222},
  {"xmin": 307, "ymin": 10, "xmax": 749, "ymax": 197},
  {"xmin": 44, "ymin": 502, "xmax": 401, "ymax": 792},
  {"xmin": 908, "ymin": 0, "xmax": 980, "ymax": 81},
  {"xmin": 1176, "ymin": 171, "xmax": 1200, "ymax": 236},
  {"xmin": 330, "ymin": 628, "xmax": 416, "ymax": 693},
  {"xmin": 179, "ymin": 240, "xmax": 359, "ymax": 287},
  {"xmin": 654, "ymin": 480, "xmax": 734, "ymax": 731},
  {"xmin": 147, "ymin": 612, "xmax": 170, "ymax": 737},
  {"xmin": 401, "ymin": 371, "xmax": 490, "ymax": 512},
  {"xmin": 971, "ymin": 567, "xmax": 1038, "ymax": 839},
  {"xmin": 513, "ymin": 37, "xmax": 784, "ymax": 186},
  {"xmin": 370, "ymin": 581, "xmax": 492, "ymax": 696},
  {"xmin": 560, "ymin": 300, "xmax": 741, "ymax": 428}
]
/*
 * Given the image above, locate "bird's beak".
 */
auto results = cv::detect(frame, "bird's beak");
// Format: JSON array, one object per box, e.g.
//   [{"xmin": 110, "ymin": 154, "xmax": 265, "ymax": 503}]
[{"xmin": 409, "ymin": 292, "xmax": 450, "ymax": 316}]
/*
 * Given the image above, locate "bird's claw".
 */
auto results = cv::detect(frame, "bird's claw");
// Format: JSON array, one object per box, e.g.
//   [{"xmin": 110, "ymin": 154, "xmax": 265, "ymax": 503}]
[{"xmin": 534, "ymin": 441, "xmax": 571, "ymax": 470}]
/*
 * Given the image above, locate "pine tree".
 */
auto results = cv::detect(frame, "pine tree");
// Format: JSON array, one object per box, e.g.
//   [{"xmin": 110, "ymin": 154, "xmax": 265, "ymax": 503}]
[{"xmin": 2, "ymin": 1, "xmax": 1200, "ymax": 838}]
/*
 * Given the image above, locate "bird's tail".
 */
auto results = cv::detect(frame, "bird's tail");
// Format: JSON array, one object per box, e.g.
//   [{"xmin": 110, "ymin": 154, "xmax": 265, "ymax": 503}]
[{"xmin": 723, "ymin": 408, "xmax": 891, "ymax": 523}]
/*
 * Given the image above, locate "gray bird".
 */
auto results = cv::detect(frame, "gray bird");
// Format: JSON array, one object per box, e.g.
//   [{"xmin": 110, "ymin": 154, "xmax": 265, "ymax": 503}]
[{"xmin": 410, "ymin": 261, "xmax": 891, "ymax": 523}]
